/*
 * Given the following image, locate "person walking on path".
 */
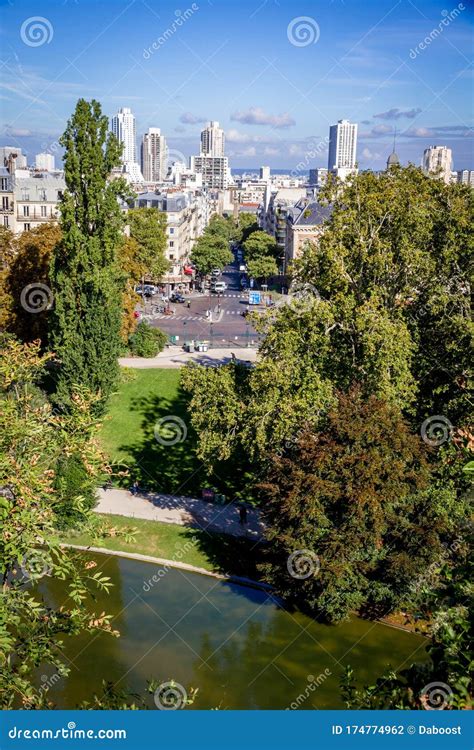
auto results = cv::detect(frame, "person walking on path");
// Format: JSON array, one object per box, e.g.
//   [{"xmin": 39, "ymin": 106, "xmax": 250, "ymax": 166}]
[
  {"xmin": 239, "ymin": 504, "xmax": 248, "ymax": 526},
  {"xmin": 130, "ymin": 480, "xmax": 140, "ymax": 496},
  {"xmin": 187, "ymin": 300, "xmax": 191, "ymax": 309}
]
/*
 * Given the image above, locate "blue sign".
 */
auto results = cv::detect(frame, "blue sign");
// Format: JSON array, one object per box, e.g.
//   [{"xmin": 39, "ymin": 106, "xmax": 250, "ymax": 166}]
[
  {"xmin": 0, "ymin": 710, "xmax": 471, "ymax": 749},
  {"xmin": 249, "ymin": 291, "xmax": 261, "ymax": 305}
]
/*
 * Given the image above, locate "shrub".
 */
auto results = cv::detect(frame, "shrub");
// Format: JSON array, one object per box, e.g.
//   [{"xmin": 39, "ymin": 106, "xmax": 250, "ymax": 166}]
[
  {"xmin": 53, "ymin": 453, "xmax": 97, "ymax": 529},
  {"xmin": 129, "ymin": 322, "xmax": 167, "ymax": 357}
]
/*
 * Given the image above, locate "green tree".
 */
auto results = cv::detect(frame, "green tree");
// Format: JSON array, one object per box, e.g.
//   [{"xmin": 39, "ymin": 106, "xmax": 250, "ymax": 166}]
[
  {"xmin": 49, "ymin": 99, "xmax": 128, "ymax": 414},
  {"xmin": 258, "ymin": 387, "xmax": 450, "ymax": 622},
  {"xmin": 190, "ymin": 235, "xmax": 233, "ymax": 276},
  {"xmin": 129, "ymin": 321, "xmax": 168, "ymax": 357},
  {"xmin": 247, "ymin": 256, "xmax": 278, "ymax": 284},
  {"xmin": 0, "ymin": 337, "xmax": 117, "ymax": 708},
  {"xmin": 243, "ymin": 230, "xmax": 278, "ymax": 261},
  {"xmin": 127, "ymin": 207, "xmax": 169, "ymax": 281}
]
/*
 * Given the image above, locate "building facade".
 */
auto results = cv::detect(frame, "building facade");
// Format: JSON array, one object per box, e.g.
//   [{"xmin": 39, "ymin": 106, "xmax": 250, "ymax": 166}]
[
  {"xmin": 0, "ymin": 156, "xmax": 65, "ymax": 233},
  {"xmin": 423, "ymin": 145, "xmax": 453, "ymax": 183},
  {"xmin": 35, "ymin": 153, "xmax": 55, "ymax": 171},
  {"xmin": 455, "ymin": 170, "xmax": 474, "ymax": 186},
  {"xmin": 285, "ymin": 199, "xmax": 332, "ymax": 268},
  {"xmin": 328, "ymin": 119, "xmax": 358, "ymax": 180},
  {"xmin": 200, "ymin": 121, "xmax": 225, "ymax": 157},
  {"xmin": 141, "ymin": 128, "xmax": 168, "ymax": 182}
]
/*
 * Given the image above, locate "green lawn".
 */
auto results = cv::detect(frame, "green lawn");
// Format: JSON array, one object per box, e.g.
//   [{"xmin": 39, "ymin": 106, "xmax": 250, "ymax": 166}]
[
  {"xmin": 61, "ymin": 514, "xmax": 262, "ymax": 580},
  {"xmin": 100, "ymin": 368, "xmax": 207, "ymax": 496}
]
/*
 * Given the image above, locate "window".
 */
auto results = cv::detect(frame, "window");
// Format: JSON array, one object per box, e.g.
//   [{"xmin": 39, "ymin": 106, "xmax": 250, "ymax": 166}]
[
  {"xmin": 39, "ymin": 189, "xmax": 47, "ymax": 201},
  {"xmin": 23, "ymin": 223, "xmax": 30, "ymax": 231},
  {"xmin": 3, "ymin": 216, "xmax": 8, "ymax": 227},
  {"xmin": 23, "ymin": 205, "xmax": 29, "ymax": 217},
  {"xmin": 21, "ymin": 189, "xmax": 30, "ymax": 201},
  {"xmin": 169, "ymin": 241, "xmax": 174, "ymax": 247},
  {"xmin": 169, "ymin": 227, "xmax": 174, "ymax": 234},
  {"xmin": 169, "ymin": 254, "xmax": 174, "ymax": 260},
  {"xmin": 41, "ymin": 205, "xmax": 47, "ymax": 217},
  {"xmin": 2, "ymin": 197, "xmax": 9, "ymax": 210},
  {"xmin": 1, "ymin": 178, "xmax": 8, "ymax": 191}
]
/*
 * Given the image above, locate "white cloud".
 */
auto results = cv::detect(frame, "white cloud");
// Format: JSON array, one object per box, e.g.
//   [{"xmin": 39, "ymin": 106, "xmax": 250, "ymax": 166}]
[{"xmin": 231, "ymin": 107, "xmax": 295, "ymax": 129}]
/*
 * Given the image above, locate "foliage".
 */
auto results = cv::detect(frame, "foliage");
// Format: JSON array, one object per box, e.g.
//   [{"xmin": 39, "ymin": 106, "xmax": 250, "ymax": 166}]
[
  {"xmin": 341, "ymin": 545, "xmax": 472, "ymax": 709},
  {"xmin": 49, "ymin": 98, "xmax": 128, "ymax": 415},
  {"xmin": 53, "ymin": 453, "xmax": 98, "ymax": 530},
  {"xmin": 190, "ymin": 215, "xmax": 233, "ymax": 275},
  {"xmin": 127, "ymin": 207, "xmax": 169, "ymax": 281},
  {"xmin": 129, "ymin": 322, "xmax": 167, "ymax": 358},
  {"xmin": 243, "ymin": 230, "xmax": 278, "ymax": 261},
  {"xmin": 0, "ymin": 227, "xmax": 16, "ymax": 330},
  {"xmin": 0, "ymin": 337, "xmax": 118, "ymax": 709},
  {"xmin": 247, "ymin": 255, "xmax": 278, "ymax": 282},
  {"xmin": 258, "ymin": 387, "xmax": 454, "ymax": 622}
]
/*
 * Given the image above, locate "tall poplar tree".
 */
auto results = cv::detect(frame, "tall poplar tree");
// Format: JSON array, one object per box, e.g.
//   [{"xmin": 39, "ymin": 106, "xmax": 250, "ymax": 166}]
[{"xmin": 50, "ymin": 99, "xmax": 127, "ymax": 413}]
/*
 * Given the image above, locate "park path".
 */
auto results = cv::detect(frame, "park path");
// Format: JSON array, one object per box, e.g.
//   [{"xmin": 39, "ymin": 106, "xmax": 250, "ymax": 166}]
[
  {"xmin": 119, "ymin": 346, "xmax": 258, "ymax": 369},
  {"xmin": 96, "ymin": 487, "xmax": 264, "ymax": 540}
]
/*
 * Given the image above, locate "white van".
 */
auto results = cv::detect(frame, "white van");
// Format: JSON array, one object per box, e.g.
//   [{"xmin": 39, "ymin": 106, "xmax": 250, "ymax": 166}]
[{"xmin": 211, "ymin": 281, "xmax": 227, "ymax": 293}]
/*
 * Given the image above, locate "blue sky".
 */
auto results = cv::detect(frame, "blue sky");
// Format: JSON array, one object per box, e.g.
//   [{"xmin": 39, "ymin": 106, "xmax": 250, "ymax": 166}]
[{"xmin": 0, "ymin": 0, "xmax": 472, "ymax": 170}]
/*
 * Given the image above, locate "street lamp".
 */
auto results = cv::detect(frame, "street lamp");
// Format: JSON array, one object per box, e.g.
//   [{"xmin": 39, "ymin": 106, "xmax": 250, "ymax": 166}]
[{"xmin": 210, "ymin": 321, "xmax": 214, "ymax": 349}]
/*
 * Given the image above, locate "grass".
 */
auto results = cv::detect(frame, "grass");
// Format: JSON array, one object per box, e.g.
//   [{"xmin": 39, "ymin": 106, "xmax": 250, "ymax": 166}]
[
  {"xmin": 61, "ymin": 513, "xmax": 262, "ymax": 580},
  {"xmin": 99, "ymin": 368, "xmax": 208, "ymax": 496}
]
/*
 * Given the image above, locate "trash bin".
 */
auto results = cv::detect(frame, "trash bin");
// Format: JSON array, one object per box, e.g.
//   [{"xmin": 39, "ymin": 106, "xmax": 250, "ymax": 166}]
[{"xmin": 184, "ymin": 340, "xmax": 194, "ymax": 352}]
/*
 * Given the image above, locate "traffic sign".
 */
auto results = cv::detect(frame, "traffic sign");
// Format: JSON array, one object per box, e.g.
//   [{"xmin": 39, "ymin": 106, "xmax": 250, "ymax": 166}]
[{"xmin": 249, "ymin": 291, "xmax": 261, "ymax": 305}]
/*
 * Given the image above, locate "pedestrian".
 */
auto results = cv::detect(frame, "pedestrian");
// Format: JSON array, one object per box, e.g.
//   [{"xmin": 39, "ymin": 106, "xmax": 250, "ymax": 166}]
[
  {"xmin": 239, "ymin": 504, "xmax": 248, "ymax": 526},
  {"xmin": 187, "ymin": 300, "xmax": 191, "ymax": 309},
  {"xmin": 130, "ymin": 480, "xmax": 140, "ymax": 496}
]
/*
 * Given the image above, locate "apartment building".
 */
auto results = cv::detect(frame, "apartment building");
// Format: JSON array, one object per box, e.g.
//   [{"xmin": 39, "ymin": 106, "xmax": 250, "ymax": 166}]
[
  {"xmin": 285, "ymin": 199, "xmax": 332, "ymax": 268},
  {"xmin": 0, "ymin": 154, "xmax": 65, "ymax": 233}
]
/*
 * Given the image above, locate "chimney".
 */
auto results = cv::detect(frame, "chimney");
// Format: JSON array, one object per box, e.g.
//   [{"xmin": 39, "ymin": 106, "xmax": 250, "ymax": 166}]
[{"xmin": 7, "ymin": 153, "xmax": 18, "ymax": 175}]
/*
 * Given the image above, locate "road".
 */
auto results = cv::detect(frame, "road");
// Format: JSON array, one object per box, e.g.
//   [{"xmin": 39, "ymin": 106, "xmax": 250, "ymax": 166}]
[{"xmin": 139, "ymin": 253, "xmax": 263, "ymax": 348}]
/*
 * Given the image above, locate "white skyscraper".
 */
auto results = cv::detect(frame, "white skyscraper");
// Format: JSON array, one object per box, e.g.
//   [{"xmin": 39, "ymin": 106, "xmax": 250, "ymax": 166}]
[
  {"xmin": 35, "ymin": 152, "xmax": 55, "ymax": 171},
  {"xmin": 328, "ymin": 119, "xmax": 358, "ymax": 180},
  {"xmin": 141, "ymin": 128, "xmax": 168, "ymax": 182},
  {"xmin": 423, "ymin": 145, "xmax": 453, "ymax": 184},
  {"xmin": 200, "ymin": 121, "xmax": 225, "ymax": 157},
  {"xmin": 110, "ymin": 107, "xmax": 137, "ymax": 163}
]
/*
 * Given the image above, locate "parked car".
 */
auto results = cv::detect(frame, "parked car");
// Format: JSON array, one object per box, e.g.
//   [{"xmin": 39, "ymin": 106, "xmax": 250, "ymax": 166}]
[
  {"xmin": 239, "ymin": 264, "xmax": 247, "ymax": 272},
  {"xmin": 240, "ymin": 278, "xmax": 248, "ymax": 290},
  {"xmin": 211, "ymin": 281, "xmax": 227, "ymax": 293},
  {"xmin": 211, "ymin": 268, "xmax": 221, "ymax": 277},
  {"xmin": 170, "ymin": 292, "xmax": 186, "ymax": 303}
]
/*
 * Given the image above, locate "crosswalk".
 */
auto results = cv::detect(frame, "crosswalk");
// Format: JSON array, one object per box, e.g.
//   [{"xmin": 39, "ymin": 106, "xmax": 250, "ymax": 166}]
[{"xmin": 142, "ymin": 309, "xmax": 247, "ymax": 322}]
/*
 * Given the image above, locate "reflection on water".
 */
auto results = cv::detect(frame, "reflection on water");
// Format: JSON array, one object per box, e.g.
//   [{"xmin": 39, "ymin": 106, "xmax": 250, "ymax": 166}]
[{"xmin": 41, "ymin": 554, "xmax": 427, "ymax": 709}]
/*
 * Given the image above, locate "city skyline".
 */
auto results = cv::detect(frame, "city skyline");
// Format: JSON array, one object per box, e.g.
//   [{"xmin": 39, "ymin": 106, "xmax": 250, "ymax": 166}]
[{"xmin": 0, "ymin": 0, "xmax": 472, "ymax": 171}]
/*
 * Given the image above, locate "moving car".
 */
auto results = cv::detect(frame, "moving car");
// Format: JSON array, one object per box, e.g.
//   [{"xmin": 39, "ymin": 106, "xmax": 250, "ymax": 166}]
[
  {"xmin": 135, "ymin": 284, "xmax": 158, "ymax": 297},
  {"xmin": 211, "ymin": 281, "xmax": 227, "ymax": 293},
  {"xmin": 211, "ymin": 268, "xmax": 221, "ymax": 277},
  {"xmin": 170, "ymin": 292, "xmax": 186, "ymax": 303}
]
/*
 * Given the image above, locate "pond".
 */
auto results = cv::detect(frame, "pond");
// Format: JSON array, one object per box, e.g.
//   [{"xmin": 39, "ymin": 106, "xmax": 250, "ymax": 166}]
[{"xmin": 43, "ymin": 554, "xmax": 428, "ymax": 710}]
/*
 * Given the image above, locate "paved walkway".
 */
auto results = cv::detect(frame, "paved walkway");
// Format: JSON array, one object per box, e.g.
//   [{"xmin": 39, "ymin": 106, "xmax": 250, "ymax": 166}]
[
  {"xmin": 96, "ymin": 487, "xmax": 264, "ymax": 539},
  {"xmin": 119, "ymin": 345, "xmax": 259, "ymax": 369}
]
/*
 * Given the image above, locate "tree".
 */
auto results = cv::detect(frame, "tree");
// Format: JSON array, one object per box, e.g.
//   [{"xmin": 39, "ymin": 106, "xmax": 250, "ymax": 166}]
[
  {"xmin": 6, "ymin": 224, "xmax": 61, "ymax": 344},
  {"xmin": 129, "ymin": 321, "xmax": 168, "ymax": 357},
  {"xmin": 49, "ymin": 99, "xmax": 128, "ymax": 414},
  {"xmin": 190, "ymin": 235, "xmax": 233, "ymax": 276},
  {"xmin": 127, "ymin": 207, "xmax": 168, "ymax": 281},
  {"xmin": 0, "ymin": 337, "xmax": 118, "ymax": 708},
  {"xmin": 258, "ymin": 386, "xmax": 447, "ymax": 622},
  {"xmin": 237, "ymin": 214, "xmax": 259, "ymax": 244},
  {"xmin": 247, "ymin": 256, "xmax": 278, "ymax": 284},
  {"xmin": 243, "ymin": 230, "xmax": 278, "ymax": 261},
  {"xmin": 0, "ymin": 227, "xmax": 16, "ymax": 331}
]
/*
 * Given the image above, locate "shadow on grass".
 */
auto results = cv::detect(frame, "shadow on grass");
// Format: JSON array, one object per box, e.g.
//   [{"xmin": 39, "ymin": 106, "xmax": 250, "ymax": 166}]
[{"xmin": 115, "ymin": 383, "xmax": 208, "ymax": 496}]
